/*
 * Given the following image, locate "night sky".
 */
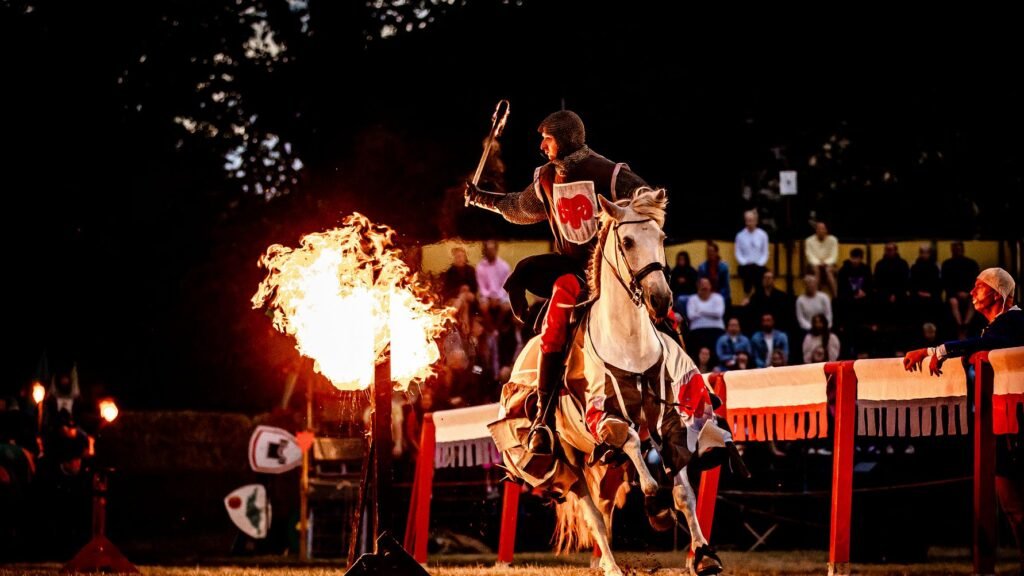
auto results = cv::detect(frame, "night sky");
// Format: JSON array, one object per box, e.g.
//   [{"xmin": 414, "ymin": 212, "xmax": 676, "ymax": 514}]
[{"xmin": 4, "ymin": 2, "xmax": 1021, "ymax": 410}]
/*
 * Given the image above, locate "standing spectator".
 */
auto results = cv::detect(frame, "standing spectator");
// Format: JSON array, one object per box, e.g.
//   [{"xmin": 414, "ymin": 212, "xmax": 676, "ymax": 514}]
[
  {"xmin": 441, "ymin": 246, "xmax": 477, "ymax": 302},
  {"xmin": 941, "ymin": 241, "xmax": 980, "ymax": 339},
  {"xmin": 909, "ymin": 243, "xmax": 943, "ymax": 325},
  {"xmin": 475, "ymin": 240, "xmax": 511, "ymax": 314},
  {"xmin": 747, "ymin": 270, "xmax": 794, "ymax": 332},
  {"xmin": 734, "ymin": 209, "xmax": 769, "ymax": 297},
  {"xmin": 751, "ymin": 313, "xmax": 790, "ymax": 369},
  {"xmin": 802, "ymin": 313, "xmax": 840, "ymax": 363},
  {"xmin": 715, "ymin": 317, "xmax": 752, "ymax": 371},
  {"xmin": 686, "ymin": 278, "xmax": 726, "ymax": 357},
  {"xmin": 669, "ymin": 251, "xmax": 698, "ymax": 316},
  {"xmin": 698, "ymin": 241, "xmax": 731, "ymax": 305},
  {"xmin": 796, "ymin": 275, "xmax": 833, "ymax": 333},
  {"xmin": 903, "ymin": 268, "xmax": 1023, "ymax": 571},
  {"xmin": 804, "ymin": 221, "xmax": 838, "ymax": 296},
  {"xmin": 836, "ymin": 247, "xmax": 873, "ymax": 354},
  {"xmin": 874, "ymin": 242, "xmax": 910, "ymax": 332}
]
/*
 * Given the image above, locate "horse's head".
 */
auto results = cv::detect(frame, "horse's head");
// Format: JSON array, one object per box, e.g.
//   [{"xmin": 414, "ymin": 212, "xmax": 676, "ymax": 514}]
[{"xmin": 596, "ymin": 188, "xmax": 673, "ymax": 321}]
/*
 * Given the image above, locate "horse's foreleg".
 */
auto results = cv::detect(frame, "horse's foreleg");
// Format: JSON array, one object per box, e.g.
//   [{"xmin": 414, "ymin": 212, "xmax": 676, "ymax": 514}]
[
  {"xmin": 673, "ymin": 467, "xmax": 707, "ymax": 551},
  {"xmin": 574, "ymin": 482, "xmax": 622, "ymax": 576},
  {"xmin": 620, "ymin": 427, "xmax": 659, "ymax": 496}
]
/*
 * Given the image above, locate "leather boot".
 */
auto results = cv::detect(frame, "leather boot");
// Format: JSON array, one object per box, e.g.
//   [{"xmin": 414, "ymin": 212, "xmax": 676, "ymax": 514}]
[{"xmin": 527, "ymin": 351, "xmax": 565, "ymax": 455}]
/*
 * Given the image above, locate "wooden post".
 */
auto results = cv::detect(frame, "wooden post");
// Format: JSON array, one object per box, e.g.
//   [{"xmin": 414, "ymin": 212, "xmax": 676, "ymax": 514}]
[
  {"xmin": 496, "ymin": 482, "xmax": 521, "ymax": 565},
  {"xmin": 299, "ymin": 376, "xmax": 312, "ymax": 560},
  {"xmin": 828, "ymin": 361, "xmax": 856, "ymax": 576},
  {"xmin": 972, "ymin": 352, "xmax": 996, "ymax": 576},
  {"xmin": 372, "ymin": 361, "xmax": 392, "ymax": 553}
]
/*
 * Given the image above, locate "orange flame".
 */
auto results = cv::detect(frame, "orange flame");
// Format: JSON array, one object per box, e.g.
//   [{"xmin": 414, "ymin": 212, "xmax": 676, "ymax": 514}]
[
  {"xmin": 32, "ymin": 382, "xmax": 45, "ymax": 405},
  {"xmin": 99, "ymin": 399, "xmax": 119, "ymax": 423},
  {"xmin": 252, "ymin": 213, "xmax": 452, "ymax": 391}
]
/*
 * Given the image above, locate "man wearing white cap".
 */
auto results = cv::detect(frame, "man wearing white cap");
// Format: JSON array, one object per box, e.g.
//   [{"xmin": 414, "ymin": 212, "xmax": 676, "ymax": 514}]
[{"xmin": 904, "ymin": 266, "xmax": 1023, "ymax": 570}]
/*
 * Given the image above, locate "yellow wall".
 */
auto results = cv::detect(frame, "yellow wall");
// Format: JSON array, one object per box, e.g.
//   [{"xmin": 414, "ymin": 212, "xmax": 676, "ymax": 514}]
[{"xmin": 421, "ymin": 240, "xmax": 552, "ymax": 275}]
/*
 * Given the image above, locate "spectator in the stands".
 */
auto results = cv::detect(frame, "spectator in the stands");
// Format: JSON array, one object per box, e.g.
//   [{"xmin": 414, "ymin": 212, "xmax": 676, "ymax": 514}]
[
  {"xmin": 670, "ymin": 250, "xmax": 698, "ymax": 316},
  {"xmin": 686, "ymin": 278, "xmax": 726, "ymax": 358},
  {"xmin": 941, "ymin": 240, "xmax": 980, "ymax": 339},
  {"xmin": 751, "ymin": 312, "xmax": 790, "ymax": 369},
  {"xmin": 715, "ymin": 317, "xmax": 752, "ymax": 371},
  {"xmin": 803, "ymin": 313, "xmax": 840, "ymax": 363},
  {"xmin": 805, "ymin": 221, "xmax": 838, "ymax": 296},
  {"xmin": 796, "ymin": 275, "xmax": 832, "ymax": 333},
  {"xmin": 698, "ymin": 241, "xmax": 731, "ymax": 305},
  {"xmin": 734, "ymin": 209, "xmax": 769, "ymax": 297}
]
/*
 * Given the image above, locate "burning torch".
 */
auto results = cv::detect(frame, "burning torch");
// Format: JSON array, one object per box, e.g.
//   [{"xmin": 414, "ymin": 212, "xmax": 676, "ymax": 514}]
[{"xmin": 465, "ymin": 99, "xmax": 510, "ymax": 205}]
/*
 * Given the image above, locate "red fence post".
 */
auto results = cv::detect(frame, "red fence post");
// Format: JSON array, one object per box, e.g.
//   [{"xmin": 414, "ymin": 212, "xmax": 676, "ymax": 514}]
[
  {"xmin": 828, "ymin": 361, "xmax": 856, "ymax": 576},
  {"xmin": 972, "ymin": 352, "xmax": 996, "ymax": 576},
  {"xmin": 405, "ymin": 413, "xmax": 436, "ymax": 563},
  {"xmin": 696, "ymin": 373, "xmax": 728, "ymax": 540},
  {"xmin": 496, "ymin": 482, "xmax": 521, "ymax": 565}
]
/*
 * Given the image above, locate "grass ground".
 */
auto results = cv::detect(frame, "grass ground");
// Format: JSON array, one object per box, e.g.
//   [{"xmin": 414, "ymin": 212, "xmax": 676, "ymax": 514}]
[{"xmin": 2, "ymin": 549, "xmax": 1021, "ymax": 575}]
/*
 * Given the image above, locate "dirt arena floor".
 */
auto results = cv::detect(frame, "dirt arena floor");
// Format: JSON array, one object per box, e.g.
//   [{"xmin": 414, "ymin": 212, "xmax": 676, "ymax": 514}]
[{"xmin": 3, "ymin": 548, "xmax": 1021, "ymax": 575}]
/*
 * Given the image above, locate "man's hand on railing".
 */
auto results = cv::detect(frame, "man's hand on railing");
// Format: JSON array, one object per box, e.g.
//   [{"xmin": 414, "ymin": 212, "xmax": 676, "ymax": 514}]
[{"xmin": 903, "ymin": 348, "xmax": 929, "ymax": 372}]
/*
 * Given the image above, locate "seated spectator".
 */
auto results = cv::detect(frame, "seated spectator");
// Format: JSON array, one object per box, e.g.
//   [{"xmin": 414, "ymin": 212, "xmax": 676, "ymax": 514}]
[
  {"xmin": 747, "ymin": 270, "xmax": 794, "ymax": 332},
  {"xmin": 805, "ymin": 221, "xmax": 838, "ymax": 296},
  {"xmin": 733, "ymin": 350, "xmax": 752, "ymax": 371},
  {"xmin": 770, "ymin": 348, "xmax": 788, "ymax": 367},
  {"xmin": 734, "ymin": 209, "xmax": 769, "ymax": 297},
  {"xmin": 803, "ymin": 313, "xmax": 841, "ymax": 363},
  {"xmin": 941, "ymin": 240, "xmax": 980, "ymax": 339},
  {"xmin": 796, "ymin": 275, "xmax": 832, "ymax": 333},
  {"xmin": 686, "ymin": 278, "xmax": 726, "ymax": 358},
  {"xmin": 695, "ymin": 346, "xmax": 714, "ymax": 374},
  {"xmin": 670, "ymin": 251, "xmax": 698, "ymax": 316},
  {"xmin": 475, "ymin": 240, "xmax": 511, "ymax": 315},
  {"xmin": 698, "ymin": 241, "xmax": 731, "ymax": 305},
  {"xmin": 751, "ymin": 312, "xmax": 790, "ymax": 368},
  {"xmin": 715, "ymin": 317, "xmax": 752, "ymax": 371},
  {"xmin": 440, "ymin": 246, "xmax": 477, "ymax": 302}
]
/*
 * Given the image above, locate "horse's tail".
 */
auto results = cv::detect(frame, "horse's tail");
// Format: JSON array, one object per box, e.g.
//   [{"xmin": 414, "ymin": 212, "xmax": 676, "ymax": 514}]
[{"xmin": 553, "ymin": 491, "xmax": 593, "ymax": 554}]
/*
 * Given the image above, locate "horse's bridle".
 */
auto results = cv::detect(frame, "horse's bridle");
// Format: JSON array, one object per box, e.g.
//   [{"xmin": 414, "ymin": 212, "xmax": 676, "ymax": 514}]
[{"xmin": 603, "ymin": 218, "xmax": 666, "ymax": 308}]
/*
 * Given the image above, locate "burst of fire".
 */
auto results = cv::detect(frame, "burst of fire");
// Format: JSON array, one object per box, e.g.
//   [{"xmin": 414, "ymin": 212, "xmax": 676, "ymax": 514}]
[
  {"xmin": 252, "ymin": 213, "xmax": 452, "ymax": 391},
  {"xmin": 32, "ymin": 382, "xmax": 45, "ymax": 405},
  {"xmin": 99, "ymin": 399, "xmax": 119, "ymax": 423}
]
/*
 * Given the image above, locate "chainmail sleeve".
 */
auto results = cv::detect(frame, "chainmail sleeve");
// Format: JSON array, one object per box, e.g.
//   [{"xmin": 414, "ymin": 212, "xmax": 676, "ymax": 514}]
[{"xmin": 495, "ymin": 183, "xmax": 548, "ymax": 224}]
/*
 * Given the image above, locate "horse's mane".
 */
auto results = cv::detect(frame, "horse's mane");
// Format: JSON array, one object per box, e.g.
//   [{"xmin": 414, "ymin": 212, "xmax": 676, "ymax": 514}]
[{"xmin": 586, "ymin": 187, "xmax": 667, "ymax": 296}]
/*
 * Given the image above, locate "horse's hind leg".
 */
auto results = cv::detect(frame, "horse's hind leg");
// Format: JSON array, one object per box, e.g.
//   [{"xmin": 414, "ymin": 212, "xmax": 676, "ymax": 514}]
[
  {"xmin": 674, "ymin": 467, "xmax": 722, "ymax": 575},
  {"xmin": 573, "ymin": 481, "xmax": 623, "ymax": 576}
]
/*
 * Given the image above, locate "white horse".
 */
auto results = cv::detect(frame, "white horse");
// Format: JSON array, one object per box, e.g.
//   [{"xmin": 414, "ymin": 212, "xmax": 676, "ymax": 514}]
[{"xmin": 495, "ymin": 188, "xmax": 728, "ymax": 576}]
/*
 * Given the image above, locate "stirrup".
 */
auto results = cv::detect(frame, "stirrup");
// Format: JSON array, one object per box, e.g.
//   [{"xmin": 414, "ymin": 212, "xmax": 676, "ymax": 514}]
[{"xmin": 526, "ymin": 424, "xmax": 555, "ymax": 455}]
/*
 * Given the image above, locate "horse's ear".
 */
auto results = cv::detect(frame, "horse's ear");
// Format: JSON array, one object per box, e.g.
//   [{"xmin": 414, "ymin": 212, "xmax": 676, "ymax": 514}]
[
  {"xmin": 654, "ymin": 188, "xmax": 667, "ymax": 202},
  {"xmin": 598, "ymin": 195, "xmax": 625, "ymax": 221}
]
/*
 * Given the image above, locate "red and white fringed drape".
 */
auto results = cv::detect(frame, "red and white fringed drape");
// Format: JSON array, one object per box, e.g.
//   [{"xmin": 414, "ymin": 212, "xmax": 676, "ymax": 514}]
[
  {"xmin": 715, "ymin": 363, "xmax": 829, "ymax": 442},
  {"xmin": 854, "ymin": 356, "xmax": 968, "ymax": 437},
  {"xmin": 433, "ymin": 404, "xmax": 502, "ymax": 468},
  {"xmin": 989, "ymin": 346, "xmax": 1024, "ymax": 435}
]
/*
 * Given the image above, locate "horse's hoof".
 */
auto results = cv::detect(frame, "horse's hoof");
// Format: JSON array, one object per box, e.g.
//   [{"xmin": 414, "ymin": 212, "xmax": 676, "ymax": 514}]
[
  {"xmin": 693, "ymin": 544, "xmax": 724, "ymax": 576},
  {"xmin": 599, "ymin": 557, "xmax": 624, "ymax": 576}
]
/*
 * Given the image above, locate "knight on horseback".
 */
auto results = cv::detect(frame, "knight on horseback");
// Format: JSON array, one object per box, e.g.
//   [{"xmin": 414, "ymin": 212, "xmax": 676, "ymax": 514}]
[{"xmin": 465, "ymin": 109, "xmax": 659, "ymax": 458}]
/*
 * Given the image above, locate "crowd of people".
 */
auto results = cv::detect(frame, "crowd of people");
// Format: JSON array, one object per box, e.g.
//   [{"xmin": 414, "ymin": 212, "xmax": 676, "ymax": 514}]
[{"xmin": 668, "ymin": 212, "xmax": 987, "ymax": 374}]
